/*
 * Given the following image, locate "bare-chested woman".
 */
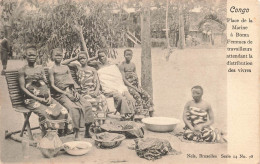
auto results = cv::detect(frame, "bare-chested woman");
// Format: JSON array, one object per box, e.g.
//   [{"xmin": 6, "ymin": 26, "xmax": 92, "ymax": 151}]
[
  {"xmin": 119, "ymin": 49, "xmax": 154, "ymax": 117},
  {"xmin": 48, "ymin": 48, "xmax": 94, "ymax": 140},
  {"xmin": 18, "ymin": 45, "xmax": 73, "ymax": 136}
]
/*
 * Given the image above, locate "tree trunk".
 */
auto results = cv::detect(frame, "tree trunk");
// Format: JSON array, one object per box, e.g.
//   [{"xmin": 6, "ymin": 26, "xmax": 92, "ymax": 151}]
[
  {"xmin": 165, "ymin": 0, "xmax": 170, "ymax": 49},
  {"xmin": 141, "ymin": 0, "xmax": 153, "ymax": 99},
  {"xmin": 178, "ymin": 1, "xmax": 185, "ymax": 49},
  {"xmin": 165, "ymin": 0, "xmax": 171, "ymax": 61}
]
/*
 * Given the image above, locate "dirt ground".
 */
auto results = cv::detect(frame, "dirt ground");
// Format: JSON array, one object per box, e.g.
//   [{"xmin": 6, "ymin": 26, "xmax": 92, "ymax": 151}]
[{"xmin": 0, "ymin": 48, "xmax": 227, "ymax": 163}]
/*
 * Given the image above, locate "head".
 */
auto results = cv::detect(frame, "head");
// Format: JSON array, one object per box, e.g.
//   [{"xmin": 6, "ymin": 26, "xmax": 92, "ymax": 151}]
[
  {"xmin": 191, "ymin": 85, "xmax": 203, "ymax": 102},
  {"xmin": 51, "ymin": 48, "xmax": 63, "ymax": 63},
  {"xmin": 78, "ymin": 51, "xmax": 88, "ymax": 65},
  {"xmin": 124, "ymin": 49, "xmax": 133, "ymax": 62},
  {"xmin": 25, "ymin": 45, "xmax": 37, "ymax": 64},
  {"xmin": 97, "ymin": 49, "xmax": 108, "ymax": 64}
]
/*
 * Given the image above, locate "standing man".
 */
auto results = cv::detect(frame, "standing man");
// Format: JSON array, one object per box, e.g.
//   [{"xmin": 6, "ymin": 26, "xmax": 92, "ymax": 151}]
[{"xmin": 0, "ymin": 31, "xmax": 10, "ymax": 75}]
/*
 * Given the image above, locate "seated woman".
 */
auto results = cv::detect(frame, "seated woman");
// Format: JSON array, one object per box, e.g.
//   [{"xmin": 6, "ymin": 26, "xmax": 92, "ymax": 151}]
[
  {"xmin": 61, "ymin": 51, "xmax": 108, "ymax": 113},
  {"xmin": 119, "ymin": 49, "xmax": 154, "ymax": 117},
  {"xmin": 183, "ymin": 86, "xmax": 226, "ymax": 143},
  {"xmin": 18, "ymin": 45, "xmax": 73, "ymax": 136},
  {"xmin": 88, "ymin": 50, "xmax": 136, "ymax": 120},
  {"xmin": 48, "ymin": 48, "xmax": 94, "ymax": 140},
  {"xmin": 72, "ymin": 24, "xmax": 134, "ymax": 120}
]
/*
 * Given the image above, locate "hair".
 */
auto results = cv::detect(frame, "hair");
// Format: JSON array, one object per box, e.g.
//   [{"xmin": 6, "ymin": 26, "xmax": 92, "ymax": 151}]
[
  {"xmin": 191, "ymin": 85, "xmax": 203, "ymax": 93},
  {"xmin": 51, "ymin": 48, "xmax": 63, "ymax": 56},
  {"xmin": 97, "ymin": 49, "xmax": 107, "ymax": 56},
  {"xmin": 124, "ymin": 49, "xmax": 133, "ymax": 56},
  {"xmin": 25, "ymin": 44, "xmax": 37, "ymax": 51},
  {"xmin": 79, "ymin": 51, "xmax": 88, "ymax": 57}
]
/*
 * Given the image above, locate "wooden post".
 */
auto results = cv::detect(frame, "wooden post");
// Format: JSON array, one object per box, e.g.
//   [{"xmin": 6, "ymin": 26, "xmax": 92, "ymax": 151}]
[
  {"xmin": 165, "ymin": 0, "xmax": 170, "ymax": 49},
  {"xmin": 141, "ymin": 0, "xmax": 153, "ymax": 99},
  {"xmin": 178, "ymin": 0, "xmax": 185, "ymax": 49}
]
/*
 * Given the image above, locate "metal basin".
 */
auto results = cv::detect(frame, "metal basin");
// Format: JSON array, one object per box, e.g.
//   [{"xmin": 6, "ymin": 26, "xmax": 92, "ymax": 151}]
[
  {"xmin": 142, "ymin": 117, "xmax": 180, "ymax": 132},
  {"xmin": 63, "ymin": 141, "xmax": 92, "ymax": 156}
]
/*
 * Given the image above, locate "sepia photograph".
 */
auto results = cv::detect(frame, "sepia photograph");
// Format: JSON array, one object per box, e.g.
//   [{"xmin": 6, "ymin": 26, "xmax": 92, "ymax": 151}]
[{"xmin": 0, "ymin": 0, "xmax": 244, "ymax": 163}]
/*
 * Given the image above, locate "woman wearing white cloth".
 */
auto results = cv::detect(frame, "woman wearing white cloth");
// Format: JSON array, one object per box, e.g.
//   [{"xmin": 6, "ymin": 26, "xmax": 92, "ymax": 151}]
[{"xmin": 88, "ymin": 50, "xmax": 135, "ymax": 120}]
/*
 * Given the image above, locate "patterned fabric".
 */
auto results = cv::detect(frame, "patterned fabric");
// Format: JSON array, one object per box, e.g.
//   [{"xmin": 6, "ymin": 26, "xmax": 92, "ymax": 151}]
[
  {"xmin": 183, "ymin": 106, "xmax": 217, "ymax": 142},
  {"xmin": 23, "ymin": 66, "xmax": 73, "ymax": 133},
  {"xmin": 125, "ymin": 72, "xmax": 153, "ymax": 113},
  {"xmin": 77, "ymin": 69, "xmax": 108, "ymax": 112}
]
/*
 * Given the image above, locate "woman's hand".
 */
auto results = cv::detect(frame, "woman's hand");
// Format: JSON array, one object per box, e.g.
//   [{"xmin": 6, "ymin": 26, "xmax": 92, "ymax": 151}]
[
  {"xmin": 46, "ymin": 97, "xmax": 52, "ymax": 105},
  {"xmin": 73, "ymin": 22, "xmax": 83, "ymax": 34},
  {"xmin": 136, "ymin": 87, "xmax": 142, "ymax": 93},
  {"xmin": 132, "ymin": 86, "xmax": 141, "ymax": 93},
  {"xmin": 66, "ymin": 93, "xmax": 76, "ymax": 101},
  {"xmin": 37, "ymin": 97, "xmax": 48, "ymax": 104},
  {"xmin": 193, "ymin": 130, "xmax": 201, "ymax": 136},
  {"xmin": 73, "ymin": 92, "xmax": 80, "ymax": 101},
  {"xmin": 92, "ymin": 90, "xmax": 99, "ymax": 98},
  {"xmin": 194, "ymin": 124, "xmax": 203, "ymax": 131}
]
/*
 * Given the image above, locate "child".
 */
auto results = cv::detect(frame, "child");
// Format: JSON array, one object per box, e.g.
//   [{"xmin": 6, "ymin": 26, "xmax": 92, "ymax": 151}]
[
  {"xmin": 48, "ymin": 48, "xmax": 94, "ymax": 140},
  {"xmin": 183, "ymin": 86, "xmax": 225, "ymax": 143},
  {"xmin": 119, "ymin": 49, "xmax": 154, "ymax": 117},
  {"xmin": 62, "ymin": 51, "xmax": 108, "ymax": 113}
]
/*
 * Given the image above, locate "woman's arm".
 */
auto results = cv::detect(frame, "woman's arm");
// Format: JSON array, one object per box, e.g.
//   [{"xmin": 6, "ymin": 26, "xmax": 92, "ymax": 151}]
[
  {"xmin": 88, "ymin": 56, "xmax": 99, "ymax": 62},
  {"xmin": 183, "ymin": 102, "xmax": 195, "ymax": 131},
  {"xmin": 18, "ymin": 69, "xmax": 45, "ymax": 103},
  {"xmin": 119, "ymin": 64, "xmax": 137, "ymax": 89},
  {"xmin": 93, "ymin": 69, "xmax": 100, "ymax": 93},
  {"xmin": 201, "ymin": 105, "xmax": 214, "ymax": 127},
  {"xmin": 131, "ymin": 63, "xmax": 137, "ymax": 73},
  {"xmin": 61, "ymin": 55, "xmax": 78, "ymax": 66},
  {"xmin": 41, "ymin": 68, "xmax": 51, "ymax": 98}
]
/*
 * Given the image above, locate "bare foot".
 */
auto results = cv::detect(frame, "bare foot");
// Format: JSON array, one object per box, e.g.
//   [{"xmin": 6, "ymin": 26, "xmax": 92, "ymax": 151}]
[
  {"xmin": 120, "ymin": 114, "xmax": 126, "ymax": 121},
  {"xmin": 74, "ymin": 128, "xmax": 80, "ymax": 140},
  {"xmin": 74, "ymin": 137, "xmax": 81, "ymax": 141}
]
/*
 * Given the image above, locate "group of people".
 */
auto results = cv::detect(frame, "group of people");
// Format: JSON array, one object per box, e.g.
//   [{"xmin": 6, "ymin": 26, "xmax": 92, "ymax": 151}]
[
  {"xmin": 3, "ymin": 25, "xmax": 225, "ymax": 143},
  {"xmin": 18, "ymin": 44, "xmax": 154, "ymax": 140}
]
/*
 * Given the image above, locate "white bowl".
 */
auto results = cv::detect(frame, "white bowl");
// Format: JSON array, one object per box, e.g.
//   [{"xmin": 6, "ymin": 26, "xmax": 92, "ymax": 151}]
[
  {"xmin": 142, "ymin": 117, "xmax": 180, "ymax": 132},
  {"xmin": 63, "ymin": 141, "xmax": 92, "ymax": 156}
]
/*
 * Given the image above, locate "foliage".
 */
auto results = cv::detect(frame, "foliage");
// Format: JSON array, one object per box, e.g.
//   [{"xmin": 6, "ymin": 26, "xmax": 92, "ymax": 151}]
[
  {"xmin": 198, "ymin": 13, "xmax": 226, "ymax": 33},
  {"xmin": 1, "ymin": 0, "xmax": 123, "ymax": 64},
  {"xmin": 0, "ymin": 0, "xmax": 227, "ymax": 62}
]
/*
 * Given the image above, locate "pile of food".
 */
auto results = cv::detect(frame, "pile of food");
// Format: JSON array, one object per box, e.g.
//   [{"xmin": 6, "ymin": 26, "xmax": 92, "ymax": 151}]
[
  {"xmin": 94, "ymin": 132, "xmax": 124, "ymax": 142},
  {"xmin": 100, "ymin": 121, "xmax": 144, "ymax": 138},
  {"xmin": 101, "ymin": 121, "xmax": 134, "ymax": 131},
  {"xmin": 92, "ymin": 132, "xmax": 125, "ymax": 149},
  {"xmin": 134, "ymin": 138, "xmax": 179, "ymax": 160}
]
